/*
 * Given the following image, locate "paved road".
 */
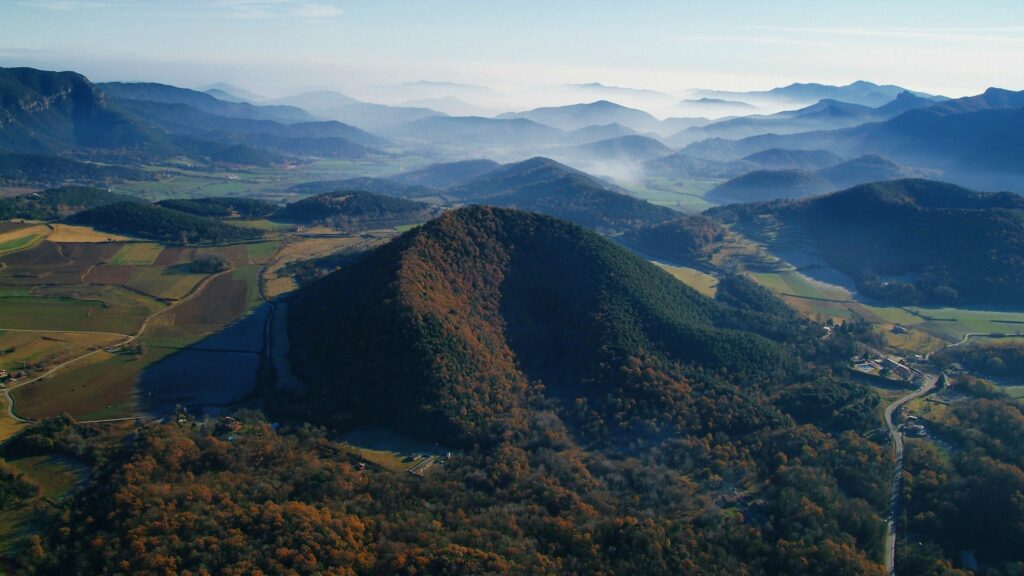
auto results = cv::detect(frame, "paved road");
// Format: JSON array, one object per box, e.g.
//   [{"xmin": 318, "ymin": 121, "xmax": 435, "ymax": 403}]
[{"xmin": 882, "ymin": 373, "xmax": 938, "ymax": 575}]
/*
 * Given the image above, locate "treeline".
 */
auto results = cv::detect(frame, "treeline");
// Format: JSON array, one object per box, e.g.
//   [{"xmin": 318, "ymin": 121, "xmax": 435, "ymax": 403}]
[{"xmin": 68, "ymin": 202, "xmax": 262, "ymax": 244}]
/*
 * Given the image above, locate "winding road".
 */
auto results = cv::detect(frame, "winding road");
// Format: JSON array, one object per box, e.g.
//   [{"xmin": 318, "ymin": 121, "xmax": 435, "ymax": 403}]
[{"xmin": 882, "ymin": 373, "xmax": 938, "ymax": 575}]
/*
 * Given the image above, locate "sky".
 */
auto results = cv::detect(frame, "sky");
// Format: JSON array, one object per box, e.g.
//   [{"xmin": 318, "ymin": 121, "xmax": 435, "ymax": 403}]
[{"xmin": 1, "ymin": 0, "xmax": 1023, "ymax": 110}]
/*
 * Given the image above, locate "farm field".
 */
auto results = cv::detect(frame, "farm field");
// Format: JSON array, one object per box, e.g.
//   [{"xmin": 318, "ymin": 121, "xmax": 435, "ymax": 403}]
[
  {"xmin": 656, "ymin": 263, "xmax": 718, "ymax": 297},
  {"xmin": 109, "ymin": 242, "xmax": 163, "ymax": 265},
  {"xmin": 0, "ymin": 330, "xmax": 122, "ymax": 374},
  {"xmin": 0, "ymin": 224, "xmax": 48, "ymax": 254},
  {"xmin": 624, "ymin": 177, "xmax": 720, "ymax": 212},
  {"xmin": 124, "ymin": 265, "xmax": 207, "ymax": 300},
  {"xmin": 46, "ymin": 223, "xmax": 131, "ymax": 243},
  {"xmin": 262, "ymin": 235, "xmax": 363, "ymax": 298},
  {"xmin": 0, "ymin": 292, "xmax": 151, "ymax": 334}
]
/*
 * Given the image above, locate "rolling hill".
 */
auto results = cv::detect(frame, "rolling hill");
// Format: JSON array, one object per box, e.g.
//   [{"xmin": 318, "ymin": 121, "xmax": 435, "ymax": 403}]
[
  {"xmin": 706, "ymin": 169, "xmax": 834, "ymax": 203},
  {"xmin": 445, "ymin": 157, "xmax": 679, "ymax": 231},
  {"xmin": 271, "ymin": 190, "xmax": 437, "ymax": 228},
  {"xmin": 816, "ymin": 154, "xmax": 919, "ymax": 189},
  {"xmin": 286, "ymin": 177, "xmax": 433, "ymax": 198},
  {"xmin": 390, "ymin": 159, "xmax": 501, "ymax": 189},
  {"xmin": 155, "ymin": 197, "xmax": 278, "ymax": 219},
  {"xmin": 68, "ymin": 201, "xmax": 262, "ymax": 244},
  {"xmin": 740, "ymin": 148, "xmax": 844, "ymax": 171},
  {"xmin": 709, "ymin": 179, "xmax": 1024, "ymax": 306},
  {"xmin": 498, "ymin": 100, "xmax": 662, "ymax": 132},
  {"xmin": 557, "ymin": 135, "xmax": 672, "ymax": 163},
  {"xmin": 0, "ymin": 186, "xmax": 136, "ymax": 220}
]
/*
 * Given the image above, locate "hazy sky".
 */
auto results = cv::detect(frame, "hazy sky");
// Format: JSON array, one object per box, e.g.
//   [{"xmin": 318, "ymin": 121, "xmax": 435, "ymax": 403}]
[{"xmin": 2, "ymin": 0, "xmax": 1023, "ymax": 105}]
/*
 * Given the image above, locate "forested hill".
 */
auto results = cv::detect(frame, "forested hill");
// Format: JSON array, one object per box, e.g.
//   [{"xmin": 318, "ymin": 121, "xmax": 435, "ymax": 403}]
[
  {"xmin": 709, "ymin": 179, "xmax": 1024, "ymax": 306},
  {"xmin": 155, "ymin": 196, "xmax": 278, "ymax": 219},
  {"xmin": 281, "ymin": 205, "xmax": 889, "ymax": 573},
  {"xmin": 271, "ymin": 190, "xmax": 438, "ymax": 228},
  {"xmin": 0, "ymin": 186, "xmax": 135, "ymax": 220},
  {"xmin": 69, "ymin": 202, "xmax": 262, "ymax": 244},
  {"xmin": 619, "ymin": 214, "xmax": 726, "ymax": 266}
]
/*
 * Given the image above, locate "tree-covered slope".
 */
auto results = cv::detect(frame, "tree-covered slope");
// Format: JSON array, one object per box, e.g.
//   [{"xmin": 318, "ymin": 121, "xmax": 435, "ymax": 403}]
[
  {"xmin": 271, "ymin": 190, "xmax": 437, "ymax": 228},
  {"xmin": 68, "ymin": 202, "xmax": 262, "ymax": 244},
  {"xmin": 709, "ymin": 179, "xmax": 1024, "ymax": 306}
]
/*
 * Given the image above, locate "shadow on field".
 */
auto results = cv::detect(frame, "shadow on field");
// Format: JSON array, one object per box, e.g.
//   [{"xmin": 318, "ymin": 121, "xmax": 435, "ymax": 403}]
[{"xmin": 136, "ymin": 303, "xmax": 270, "ymax": 418}]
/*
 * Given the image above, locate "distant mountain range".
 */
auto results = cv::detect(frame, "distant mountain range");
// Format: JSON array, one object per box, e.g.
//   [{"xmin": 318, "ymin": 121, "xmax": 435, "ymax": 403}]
[
  {"xmin": 498, "ymin": 100, "xmax": 663, "ymax": 132},
  {"xmin": 679, "ymin": 88, "xmax": 1024, "ymax": 190},
  {"xmin": 666, "ymin": 91, "xmax": 937, "ymax": 147},
  {"xmin": 704, "ymin": 154, "xmax": 922, "ymax": 203},
  {"xmin": 691, "ymin": 80, "xmax": 944, "ymax": 108},
  {"xmin": 99, "ymin": 82, "xmax": 316, "ymax": 124},
  {"xmin": 0, "ymin": 67, "xmax": 172, "ymax": 158},
  {"xmin": 708, "ymin": 179, "xmax": 1024, "ymax": 306}
]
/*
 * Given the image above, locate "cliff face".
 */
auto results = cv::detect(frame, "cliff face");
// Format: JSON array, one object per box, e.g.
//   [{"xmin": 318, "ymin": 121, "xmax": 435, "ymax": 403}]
[{"xmin": 0, "ymin": 67, "xmax": 169, "ymax": 156}]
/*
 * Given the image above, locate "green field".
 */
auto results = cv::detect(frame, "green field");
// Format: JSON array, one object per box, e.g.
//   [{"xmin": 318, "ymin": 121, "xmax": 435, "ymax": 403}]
[
  {"xmin": 0, "ymin": 286, "xmax": 162, "ymax": 334},
  {"xmin": 621, "ymin": 177, "xmax": 720, "ymax": 212},
  {"xmin": 0, "ymin": 233, "xmax": 42, "ymax": 254},
  {"xmin": 246, "ymin": 240, "xmax": 281, "ymax": 263},
  {"xmin": 110, "ymin": 243, "xmax": 164, "ymax": 265},
  {"xmin": 234, "ymin": 264, "xmax": 264, "ymax": 311},
  {"xmin": 125, "ymin": 265, "xmax": 208, "ymax": 300}
]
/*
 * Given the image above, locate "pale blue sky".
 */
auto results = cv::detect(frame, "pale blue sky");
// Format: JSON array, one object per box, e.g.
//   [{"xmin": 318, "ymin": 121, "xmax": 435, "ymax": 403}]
[{"xmin": 1, "ymin": 0, "xmax": 1022, "ymax": 103}]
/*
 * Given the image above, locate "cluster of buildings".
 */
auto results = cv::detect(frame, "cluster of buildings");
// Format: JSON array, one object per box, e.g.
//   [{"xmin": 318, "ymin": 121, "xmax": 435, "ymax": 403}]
[{"xmin": 850, "ymin": 353, "xmax": 921, "ymax": 382}]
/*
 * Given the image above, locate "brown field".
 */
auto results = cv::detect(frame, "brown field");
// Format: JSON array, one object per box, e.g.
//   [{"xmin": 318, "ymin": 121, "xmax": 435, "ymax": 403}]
[
  {"xmin": 194, "ymin": 244, "xmax": 251, "ymax": 267},
  {"xmin": 153, "ymin": 246, "xmax": 192, "ymax": 266},
  {"xmin": 0, "ymin": 240, "xmax": 67, "ymax": 269},
  {"xmin": 47, "ymin": 224, "xmax": 131, "ymax": 243},
  {"xmin": 60, "ymin": 242, "xmax": 122, "ymax": 264},
  {"xmin": 0, "ymin": 222, "xmax": 33, "ymax": 233},
  {"xmin": 84, "ymin": 264, "xmax": 135, "ymax": 284},
  {"xmin": 169, "ymin": 271, "xmax": 249, "ymax": 327}
]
